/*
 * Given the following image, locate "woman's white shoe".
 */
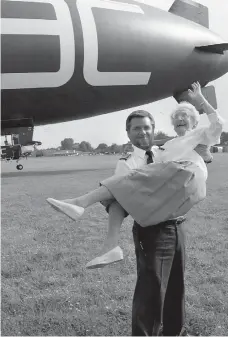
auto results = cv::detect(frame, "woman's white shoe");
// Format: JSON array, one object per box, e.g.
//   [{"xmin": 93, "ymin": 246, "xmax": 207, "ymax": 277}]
[
  {"xmin": 46, "ymin": 198, "xmax": 84, "ymax": 220},
  {"xmin": 86, "ymin": 246, "xmax": 123, "ymax": 269}
]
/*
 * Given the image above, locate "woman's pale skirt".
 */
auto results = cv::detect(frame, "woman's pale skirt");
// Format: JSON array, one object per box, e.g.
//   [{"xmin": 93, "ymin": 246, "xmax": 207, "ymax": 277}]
[{"xmin": 101, "ymin": 161, "xmax": 206, "ymax": 227}]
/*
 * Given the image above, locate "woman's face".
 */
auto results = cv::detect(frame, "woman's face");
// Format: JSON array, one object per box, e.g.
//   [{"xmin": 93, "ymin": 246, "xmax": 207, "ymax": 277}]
[{"xmin": 172, "ymin": 109, "xmax": 195, "ymax": 136}]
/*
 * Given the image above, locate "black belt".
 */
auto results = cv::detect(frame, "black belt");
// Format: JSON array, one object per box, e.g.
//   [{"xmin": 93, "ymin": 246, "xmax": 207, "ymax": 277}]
[
  {"xmin": 134, "ymin": 216, "xmax": 186, "ymax": 230},
  {"xmin": 159, "ymin": 216, "xmax": 186, "ymax": 226}
]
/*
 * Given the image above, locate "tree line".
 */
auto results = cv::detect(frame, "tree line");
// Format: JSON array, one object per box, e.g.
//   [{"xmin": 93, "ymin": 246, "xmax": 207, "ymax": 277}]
[
  {"xmin": 44, "ymin": 131, "xmax": 228, "ymax": 153},
  {"xmin": 60, "ymin": 138, "xmax": 131, "ymax": 153},
  {"xmin": 59, "ymin": 131, "xmax": 170, "ymax": 153}
]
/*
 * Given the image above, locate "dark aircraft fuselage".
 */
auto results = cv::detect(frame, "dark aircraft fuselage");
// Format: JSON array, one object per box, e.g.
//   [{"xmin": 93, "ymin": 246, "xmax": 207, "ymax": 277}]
[{"xmin": 1, "ymin": 0, "xmax": 228, "ymax": 126}]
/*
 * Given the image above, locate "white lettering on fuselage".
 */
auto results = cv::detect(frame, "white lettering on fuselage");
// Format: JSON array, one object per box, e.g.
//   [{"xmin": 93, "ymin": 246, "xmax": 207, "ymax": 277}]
[
  {"xmin": 1, "ymin": 0, "xmax": 75, "ymax": 89},
  {"xmin": 77, "ymin": 0, "xmax": 151, "ymax": 86},
  {"xmin": 1, "ymin": 0, "xmax": 151, "ymax": 89}
]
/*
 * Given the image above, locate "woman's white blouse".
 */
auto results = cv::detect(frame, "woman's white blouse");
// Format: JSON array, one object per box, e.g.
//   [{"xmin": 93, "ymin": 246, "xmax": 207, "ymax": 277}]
[{"xmin": 158, "ymin": 112, "xmax": 224, "ymax": 180}]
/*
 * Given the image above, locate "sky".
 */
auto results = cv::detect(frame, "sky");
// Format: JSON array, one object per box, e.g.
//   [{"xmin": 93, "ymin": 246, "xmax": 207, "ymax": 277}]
[{"xmin": 3, "ymin": 0, "xmax": 228, "ymax": 148}]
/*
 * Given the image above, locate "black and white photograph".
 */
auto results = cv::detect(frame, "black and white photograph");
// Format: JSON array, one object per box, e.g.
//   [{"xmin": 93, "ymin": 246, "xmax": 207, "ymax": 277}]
[{"xmin": 1, "ymin": 0, "xmax": 228, "ymax": 335}]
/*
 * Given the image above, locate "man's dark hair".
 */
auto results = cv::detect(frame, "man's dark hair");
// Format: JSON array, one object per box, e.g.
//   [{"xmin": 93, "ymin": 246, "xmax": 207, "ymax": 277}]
[{"xmin": 126, "ymin": 110, "xmax": 155, "ymax": 131}]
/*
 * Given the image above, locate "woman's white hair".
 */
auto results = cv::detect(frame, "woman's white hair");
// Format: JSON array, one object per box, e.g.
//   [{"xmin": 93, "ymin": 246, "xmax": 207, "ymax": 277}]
[{"xmin": 170, "ymin": 101, "xmax": 200, "ymax": 128}]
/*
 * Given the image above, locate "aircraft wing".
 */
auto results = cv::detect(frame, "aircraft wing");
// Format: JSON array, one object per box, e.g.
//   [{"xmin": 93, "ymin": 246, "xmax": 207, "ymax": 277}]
[
  {"xmin": 169, "ymin": 0, "xmax": 209, "ymax": 28},
  {"xmin": 135, "ymin": 0, "xmax": 209, "ymax": 27},
  {"xmin": 132, "ymin": 0, "xmax": 174, "ymax": 11}
]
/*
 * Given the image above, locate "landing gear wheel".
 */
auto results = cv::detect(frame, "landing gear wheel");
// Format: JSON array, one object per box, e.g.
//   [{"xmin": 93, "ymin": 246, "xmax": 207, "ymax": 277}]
[{"xmin": 16, "ymin": 164, "xmax": 23, "ymax": 170}]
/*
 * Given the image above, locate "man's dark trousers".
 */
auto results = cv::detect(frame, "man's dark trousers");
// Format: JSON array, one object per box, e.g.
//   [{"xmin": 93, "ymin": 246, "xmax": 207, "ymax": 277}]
[{"xmin": 132, "ymin": 219, "xmax": 186, "ymax": 336}]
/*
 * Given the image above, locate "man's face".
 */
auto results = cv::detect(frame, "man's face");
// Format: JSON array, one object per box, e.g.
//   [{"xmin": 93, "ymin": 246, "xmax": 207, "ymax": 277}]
[
  {"xmin": 173, "ymin": 110, "xmax": 195, "ymax": 136},
  {"xmin": 127, "ymin": 117, "xmax": 154, "ymax": 150}
]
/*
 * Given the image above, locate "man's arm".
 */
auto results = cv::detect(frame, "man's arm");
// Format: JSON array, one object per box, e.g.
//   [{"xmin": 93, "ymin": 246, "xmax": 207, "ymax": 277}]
[{"xmin": 114, "ymin": 158, "xmax": 132, "ymax": 176}]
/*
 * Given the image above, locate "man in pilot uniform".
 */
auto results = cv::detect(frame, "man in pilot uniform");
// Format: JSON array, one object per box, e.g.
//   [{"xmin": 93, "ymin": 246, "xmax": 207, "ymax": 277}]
[
  {"xmin": 103, "ymin": 108, "xmax": 212, "ymax": 336},
  {"xmin": 102, "ymin": 109, "xmax": 187, "ymax": 336}
]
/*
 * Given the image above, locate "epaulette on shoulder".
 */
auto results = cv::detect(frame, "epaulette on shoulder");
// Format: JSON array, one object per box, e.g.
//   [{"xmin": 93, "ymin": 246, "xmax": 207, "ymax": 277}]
[
  {"xmin": 119, "ymin": 153, "xmax": 132, "ymax": 161},
  {"xmin": 158, "ymin": 146, "xmax": 165, "ymax": 151}
]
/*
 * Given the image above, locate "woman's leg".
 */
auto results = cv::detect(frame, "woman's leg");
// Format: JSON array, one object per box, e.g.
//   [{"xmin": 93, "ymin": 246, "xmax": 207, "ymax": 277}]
[
  {"xmin": 86, "ymin": 201, "xmax": 126, "ymax": 268},
  {"xmin": 47, "ymin": 185, "xmax": 114, "ymax": 220},
  {"xmin": 63, "ymin": 185, "xmax": 113, "ymax": 208},
  {"xmin": 103, "ymin": 201, "xmax": 126, "ymax": 251}
]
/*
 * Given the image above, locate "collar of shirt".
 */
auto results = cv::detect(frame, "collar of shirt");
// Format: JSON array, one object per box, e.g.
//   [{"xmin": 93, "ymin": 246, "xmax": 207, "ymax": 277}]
[{"xmin": 132, "ymin": 145, "xmax": 159, "ymax": 160}]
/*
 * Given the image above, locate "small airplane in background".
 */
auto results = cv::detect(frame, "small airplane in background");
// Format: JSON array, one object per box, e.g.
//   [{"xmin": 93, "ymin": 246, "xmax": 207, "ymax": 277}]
[
  {"xmin": 1, "ymin": 127, "xmax": 41, "ymax": 170},
  {"xmin": 1, "ymin": 0, "xmax": 228, "ymax": 169}
]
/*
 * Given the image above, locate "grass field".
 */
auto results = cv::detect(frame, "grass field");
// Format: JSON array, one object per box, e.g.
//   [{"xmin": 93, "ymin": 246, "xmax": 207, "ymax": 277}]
[{"xmin": 1, "ymin": 154, "xmax": 228, "ymax": 336}]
